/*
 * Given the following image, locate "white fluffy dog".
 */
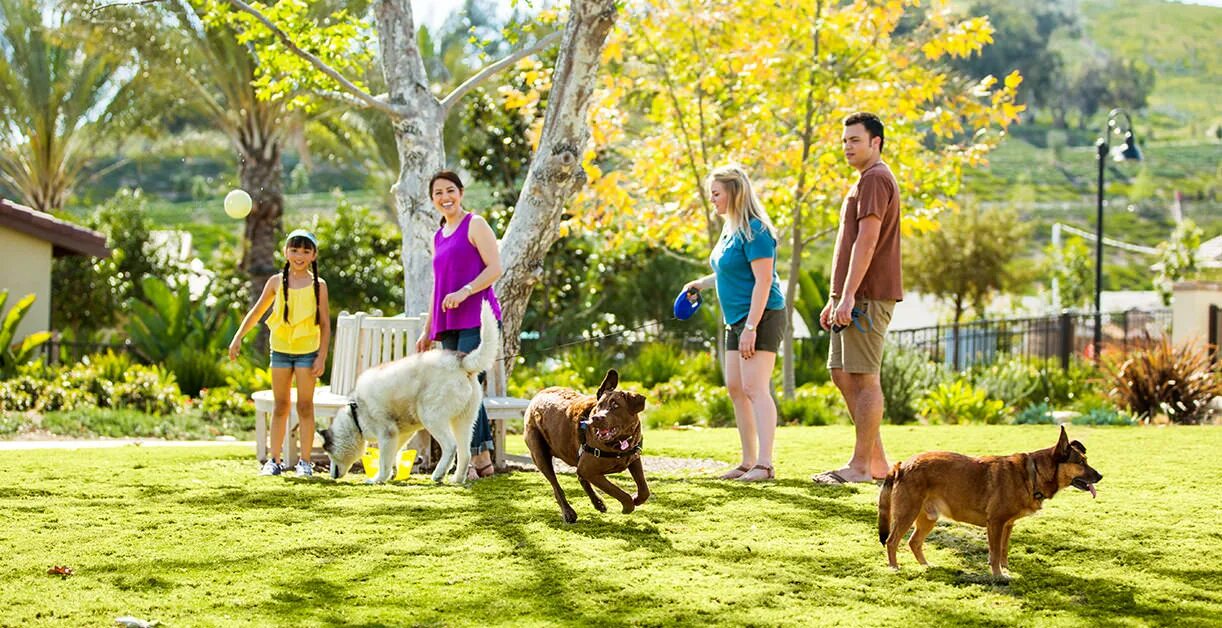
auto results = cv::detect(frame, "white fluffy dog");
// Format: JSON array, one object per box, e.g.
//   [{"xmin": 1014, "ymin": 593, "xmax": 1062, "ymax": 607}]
[{"xmin": 320, "ymin": 300, "xmax": 499, "ymax": 483}]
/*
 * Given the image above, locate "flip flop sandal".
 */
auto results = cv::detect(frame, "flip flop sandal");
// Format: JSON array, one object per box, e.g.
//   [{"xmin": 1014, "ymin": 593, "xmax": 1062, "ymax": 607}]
[
  {"xmin": 736, "ymin": 464, "xmax": 775, "ymax": 482},
  {"xmin": 719, "ymin": 464, "xmax": 751, "ymax": 480},
  {"xmin": 475, "ymin": 463, "xmax": 495, "ymax": 478},
  {"xmin": 811, "ymin": 470, "xmax": 850, "ymax": 485}
]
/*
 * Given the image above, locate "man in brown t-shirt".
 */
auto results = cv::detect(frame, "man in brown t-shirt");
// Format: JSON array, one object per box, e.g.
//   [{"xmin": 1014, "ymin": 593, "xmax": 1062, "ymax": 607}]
[{"xmin": 813, "ymin": 112, "xmax": 903, "ymax": 486}]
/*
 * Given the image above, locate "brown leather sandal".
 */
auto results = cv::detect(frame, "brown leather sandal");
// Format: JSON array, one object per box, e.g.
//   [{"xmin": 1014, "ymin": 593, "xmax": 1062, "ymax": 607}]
[
  {"xmin": 718, "ymin": 464, "xmax": 751, "ymax": 480},
  {"xmin": 475, "ymin": 463, "xmax": 495, "ymax": 478},
  {"xmin": 736, "ymin": 464, "xmax": 775, "ymax": 482}
]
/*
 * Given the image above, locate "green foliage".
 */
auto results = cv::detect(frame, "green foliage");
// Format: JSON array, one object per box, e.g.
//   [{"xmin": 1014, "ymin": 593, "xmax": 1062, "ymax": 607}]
[
  {"xmin": 311, "ymin": 198, "xmax": 404, "ymax": 315},
  {"xmin": 1153, "ymin": 219, "xmax": 1203, "ymax": 305},
  {"xmin": 918, "ymin": 380, "xmax": 1010, "ymax": 425},
  {"xmin": 793, "ymin": 268, "xmax": 830, "ymax": 386},
  {"xmin": 0, "ymin": 292, "xmax": 51, "ymax": 378},
  {"xmin": 125, "ymin": 276, "xmax": 239, "ymax": 396},
  {"xmin": 0, "ymin": 0, "xmax": 134, "ymax": 211},
  {"xmin": 1073, "ymin": 406, "xmax": 1138, "ymax": 427},
  {"xmin": 1013, "ymin": 401, "xmax": 1055, "ymax": 425},
  {"xmin": 197, "ymin": 386, "xmax": 256, "ymax": 434},
  {"xmin": 953, "ymin": 0, "xmax": 1076, "ymax": 109},
  {"xmin": 0, "ymin": 357, "xmax": 185, "ymax": 416},
  {"xmin": 903, "ymin": 203, "xmax": 1030, "ymax": 324},
  {"xmin": 1044, "ymin": 236, "xmax": 1093, "ymax": 310},
  {"xmin": 1033, "ymin": 360, "xmax": 1101, "ymax": 407},
  {"xmin": 620, "ymin": 343, "xmax": 710, "ymax": 389},
  {"xmin": 971, "ymin": 359, "xmax": 1040, "ymax": 409},
  {"xmin": 51, "ymin": 189, "xmax": 175, "ymax": 334},
  {"xmin": 880, "ymin": 345, "xmax": 946, "ymax": 425},
  {"xmin": 1106, "ymin": 337, "xmax": 1222, "ymax": 425},
  {"xmin": 777, "ymin": 384, "xmax": 848, "ymax": 426}
]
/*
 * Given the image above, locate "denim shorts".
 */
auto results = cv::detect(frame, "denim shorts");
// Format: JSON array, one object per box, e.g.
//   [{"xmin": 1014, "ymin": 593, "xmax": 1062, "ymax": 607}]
[{"xmin": 270, "ymin": 349, "xmax": 319, "ymax": 369}]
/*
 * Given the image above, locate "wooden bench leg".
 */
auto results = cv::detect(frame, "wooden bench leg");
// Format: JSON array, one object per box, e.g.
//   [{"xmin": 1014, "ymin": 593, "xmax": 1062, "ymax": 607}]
[
  {"xmin": 255, "ymin": 409, "xmax": 268, "ymax": 463},
  {"xmin": 493, "ymin": 419, "xmax": 506, "ymax": 471}
]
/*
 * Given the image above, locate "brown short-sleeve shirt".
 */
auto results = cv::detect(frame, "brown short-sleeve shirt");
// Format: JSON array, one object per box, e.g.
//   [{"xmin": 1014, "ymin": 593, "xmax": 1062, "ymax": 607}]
[{"xmin": 831, "ymin": 161, "xmax": 903, "ymax": 301}]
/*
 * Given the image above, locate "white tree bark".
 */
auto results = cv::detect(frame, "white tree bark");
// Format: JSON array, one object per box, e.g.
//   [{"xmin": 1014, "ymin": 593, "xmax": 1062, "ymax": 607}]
[
  {"xmin": 231, "ymin": 0, "xmax": 618, "ymax": 360},
  {"xmin": 496, "ymin": 0, "xmax": 618, "ymax": 360}
]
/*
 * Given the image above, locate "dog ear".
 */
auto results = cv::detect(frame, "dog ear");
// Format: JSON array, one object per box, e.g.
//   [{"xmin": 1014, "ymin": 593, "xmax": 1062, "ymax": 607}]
[
  {"xmin": 597, "ymin": 369, "xmax": 619, "ymax": 399},
  {"xmin": 1054, "ymin": 425, "xmax": 1070, "ymax": 461},
  {"xmin": 1069, "ymin": 440, "xmax": 1086, "ymax": 454},
  {"xmin": 319, "ymin": 428, "xmax": 333, "ymax": 453},
  {"xmin": 627, "ymin": 392, "xmax": 646, "ymax": 414}
]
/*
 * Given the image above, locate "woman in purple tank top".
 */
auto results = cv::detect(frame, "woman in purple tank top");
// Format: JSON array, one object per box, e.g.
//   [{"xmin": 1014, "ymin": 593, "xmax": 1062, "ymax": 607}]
[{"xmin": 415, "ymin": 170, "xmax": 503, "ymax": 479}]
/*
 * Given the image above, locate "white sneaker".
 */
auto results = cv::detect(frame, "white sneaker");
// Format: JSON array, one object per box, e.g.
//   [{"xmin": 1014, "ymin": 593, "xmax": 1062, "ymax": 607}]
[
  {"xmin": 260, "ymin": 459, "xmax": 284, "ymax": 476},
  {"xmin": 294, "ymin": 459, "xmax": 313, "ymax": 477}
]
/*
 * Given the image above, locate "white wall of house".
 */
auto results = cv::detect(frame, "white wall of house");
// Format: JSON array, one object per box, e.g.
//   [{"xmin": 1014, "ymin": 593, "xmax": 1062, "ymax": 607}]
[
  {"xmin": 1172, "ymin": 281, "xmax": 1222, "ymax": 349},
  {"xmin": 0, "ymin": 226, "xmax": 53, "ymax": 339}
]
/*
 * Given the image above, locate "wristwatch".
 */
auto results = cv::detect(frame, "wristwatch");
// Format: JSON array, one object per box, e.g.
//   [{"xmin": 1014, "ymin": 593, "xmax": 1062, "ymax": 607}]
[{"xmin": 744, "ymin": 322, "xmax": 757, "ymax": 332}]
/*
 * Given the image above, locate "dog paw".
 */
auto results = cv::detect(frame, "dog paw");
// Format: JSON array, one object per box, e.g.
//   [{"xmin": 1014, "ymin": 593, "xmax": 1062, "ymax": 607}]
[
  {"xmin": 621, "ymin": 502, "xmax": 636, "ymax": 515},
  {"xmin": 632, "ymin": 492, "xmax": 649, "ymax": 506},
  {"xmin": 562, "ymin": 507, "xmax": 578, "ymax": 524},
  {"xmin": 591, "ymin": 498, "xmax": 607, "ymax": 513}
]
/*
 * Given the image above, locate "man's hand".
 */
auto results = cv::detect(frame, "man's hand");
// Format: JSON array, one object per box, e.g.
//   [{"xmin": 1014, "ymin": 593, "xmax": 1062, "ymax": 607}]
[
  {"xmin": 738, "ymin": 329, "xmax": 757, "ymax": 359},
  {"xmin": 819, "ymin": 301, "xmax": 834, "ymax": 331},
  {"xmin": 833, "ymin": 295, "xmax": 857, "ymax": 329}
]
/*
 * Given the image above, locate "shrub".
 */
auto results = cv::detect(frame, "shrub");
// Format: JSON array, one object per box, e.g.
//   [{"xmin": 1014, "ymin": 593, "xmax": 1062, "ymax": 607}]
[
  {"xmin": 561, "ymin": 345, "xmax": 616, "ymax": 389},
  {"xmin": 881, "ymin": 345, "xmax": 946, "ymax": 424},
  {"xmin": 706, "ymin": 393, "xmax": 735, "ymax": 428},
  {"xmin": 39, "ymin": 408, "xmax": 205, "ymax": 439},
  {"xmin": 199, "ymin": 387, "xmax": 256, "ymax": 434},
  {"xmin": 1034, "ymin": 360, "xmax": 1101, "ymax": 407},
  {"xmin": 644, "ymin": 398, "xmax": 707, "ymax": 429},
  {"xmin": 918, "ymin": 380, "xmax": 1009, "ymax": 425},
  {"xmin": 0, "ymin": 292, "xmax": 52, "ymax": 378},
  {"xmin": 778, "ymin": 383, "xmax": 847, "ymax": 426},
  {"xmin": 1013, "ymin": 401, "xmax": 1055, "ymax": 425},
  {"xmin": 972, "ymin": 359, "xmax": 1039, "ymax": 408},
  {"xmin": 1073, "ymin": 407, "xmax": 1138, "ymax": 426},
  {"xmin": 1106, "ymin": 337, "xmax": 1222, "ymax": 424},
  {"xmin": 621, "ymin": 343, "xmax": 684, "ymax": 389}
]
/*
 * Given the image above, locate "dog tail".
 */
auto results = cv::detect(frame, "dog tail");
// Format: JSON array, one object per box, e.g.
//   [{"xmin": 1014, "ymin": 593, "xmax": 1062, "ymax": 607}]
[
  {"xmin": 878, "ymin": 462, "xmax": 901, "ymax": 545},
  {"xmin": 460, "ymin": 300, "xmax": 501, "ymax": 376}
]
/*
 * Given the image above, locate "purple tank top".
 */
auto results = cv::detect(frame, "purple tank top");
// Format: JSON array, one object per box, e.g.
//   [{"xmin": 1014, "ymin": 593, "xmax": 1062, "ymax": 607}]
[{"xmin": 430, "ymin": 212, "xmax": 502, "ymax": 339}]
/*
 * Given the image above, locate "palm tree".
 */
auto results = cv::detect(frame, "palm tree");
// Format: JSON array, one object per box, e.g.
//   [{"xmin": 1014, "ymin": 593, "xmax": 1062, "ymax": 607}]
[{"xmin": 0, "ymin": 0, "xmax": 131, "ymax": 212}]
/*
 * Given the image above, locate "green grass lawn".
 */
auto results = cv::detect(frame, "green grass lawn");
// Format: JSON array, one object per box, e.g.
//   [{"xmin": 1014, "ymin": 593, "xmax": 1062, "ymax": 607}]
[{"xmin": 3, "ymin": 425, "xmax": 1220, "ymax": 626}]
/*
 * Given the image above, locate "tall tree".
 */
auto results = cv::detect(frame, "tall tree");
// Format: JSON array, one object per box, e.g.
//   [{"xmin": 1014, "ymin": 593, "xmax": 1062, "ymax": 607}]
[
  {"xmin": 0, "ymin": 0, "xmax": 133, "ymax": 212},
  {"xmin": 569, "ymin": 0, "xmax": 1024, "ymax": 396},
  {"xmin": 221, "ymin": 0, "xmax": 617, "ymax": 361}
]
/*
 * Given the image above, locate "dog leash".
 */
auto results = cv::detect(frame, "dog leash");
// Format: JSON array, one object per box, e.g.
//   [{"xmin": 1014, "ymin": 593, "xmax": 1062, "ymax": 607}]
[{"xmin": 831, "ymin": 305, "xmax": 871, "ymax": 334}]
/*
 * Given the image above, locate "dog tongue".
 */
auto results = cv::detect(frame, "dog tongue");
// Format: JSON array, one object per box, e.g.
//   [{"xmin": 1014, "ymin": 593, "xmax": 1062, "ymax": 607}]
[
  {"xmin": 1087, "ymin": 483, "xmax": 1097, "ymax": 498},
  {"xmin": 619, "ymin": 439, "xmax": 630, "ymax": 451}
]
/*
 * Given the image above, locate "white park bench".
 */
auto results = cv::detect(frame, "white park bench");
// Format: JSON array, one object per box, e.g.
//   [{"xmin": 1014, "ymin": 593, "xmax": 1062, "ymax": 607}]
[{"xmin": 253, "ymin": 310, "xmax": 529, "ymax": 472}]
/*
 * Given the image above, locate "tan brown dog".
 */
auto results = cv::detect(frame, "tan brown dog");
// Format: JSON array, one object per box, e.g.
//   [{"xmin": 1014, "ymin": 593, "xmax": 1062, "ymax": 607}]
[
  {"xmin": 524, "ymin": 369, "xmax": 648, "ymax": 523},
  {"xmin": 878, "ymin": 426, "xmax": 1102, "ymax": 578}
]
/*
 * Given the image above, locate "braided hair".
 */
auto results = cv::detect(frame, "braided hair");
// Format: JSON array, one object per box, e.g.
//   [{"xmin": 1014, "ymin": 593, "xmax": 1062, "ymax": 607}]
[{"xmin": 281, "ymin": 234, "xmax": 320, "ymax": 324}]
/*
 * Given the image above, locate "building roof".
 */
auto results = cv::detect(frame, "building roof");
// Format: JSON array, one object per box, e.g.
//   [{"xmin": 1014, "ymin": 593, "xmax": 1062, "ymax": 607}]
[{"xmin": 0, "ymin": 198, "xmax": 109, "ymax": 258}]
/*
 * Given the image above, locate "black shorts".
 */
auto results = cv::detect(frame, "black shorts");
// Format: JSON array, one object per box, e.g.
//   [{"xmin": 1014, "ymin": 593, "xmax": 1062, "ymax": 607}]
[{"xmin": 725, "ymin": 308, "xmax": 786, "ymax": 354}]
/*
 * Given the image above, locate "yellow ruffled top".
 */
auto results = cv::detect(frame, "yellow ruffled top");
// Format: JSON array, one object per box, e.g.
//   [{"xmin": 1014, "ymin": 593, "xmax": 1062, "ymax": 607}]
[{"xmin": 266, "ymin": 284, "xmax": 321, "ymax": 354}]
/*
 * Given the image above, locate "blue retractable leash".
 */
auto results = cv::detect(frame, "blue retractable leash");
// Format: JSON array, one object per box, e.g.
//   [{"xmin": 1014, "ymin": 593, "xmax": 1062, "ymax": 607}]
[
  {"xmin": 832, "ymin": 305, "xmax": 872, "ymax": 333},
  {"xmin": 673, "ymin": 287, "xmax": 703, "ymax": 320}
]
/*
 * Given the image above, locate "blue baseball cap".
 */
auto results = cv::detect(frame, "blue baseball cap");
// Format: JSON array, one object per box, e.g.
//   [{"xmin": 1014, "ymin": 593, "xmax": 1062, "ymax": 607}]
[
  {"xmin": 285, "ymin": 228, "xmax": 318, "ymax": 247},
  {"xmin": 673, "ymin": 287, "xmax": 703, "ymax": 320}
]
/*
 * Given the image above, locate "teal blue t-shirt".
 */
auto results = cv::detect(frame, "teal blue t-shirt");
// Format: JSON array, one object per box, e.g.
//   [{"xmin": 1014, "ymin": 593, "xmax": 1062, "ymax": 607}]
[{"xmin": 709, "ymin": 218, "xmax": 785, "ymax": 325}]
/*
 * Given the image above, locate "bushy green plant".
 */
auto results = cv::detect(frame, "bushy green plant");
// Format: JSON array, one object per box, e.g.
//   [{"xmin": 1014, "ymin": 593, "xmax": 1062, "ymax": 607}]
[
  {"xmin": 39, "ymin": 408, "xmax": 201, "ymax": 439},
  {"xmin": 643, "ymin": 399, "xmax": 707, "ymax": 429},
  {"xmin": 706, "ymin": 393, "xmax": 735, "ymax": 428},
  {"xmin": 561, "ymin": 345, "xmax": 616, "ymax": 389},
  {"xmin": 1013, "ymin": 401, "xmax": 1055, "ymax": 425},
  {"xmin": 126, "ymin": 276, "xmax": 240, "ymax": 396},
  {"xmin": 972, "ymin": 359, "xmax": 1039, "ymax": 408},
  {"xmin": 0, "ymin": 292, "xmax": 52, "ymax": 378},
  {"xmin": 918, "ymin": 380, "xmax": 1009, "ymax": 425},
  {"xmin": 1034, "ymin": 360, "xmax": 1101, "ymax": 407},
  {"xmin": 778, "ymin": 383, "xmax": 847, "ymax": 426},
  {"xmin": 507, "ymin": 363, "xmax": 584, "ymax": 399},
  {"xmin": 198, "ymin": 387, "xmax": 256, "ymax": 434},
  {"xmin": 111, "ymin": 367, "xmax": 185, "ymax": 415},
  {"xmin": 621, "ymin": 343, "xmax": 684, "ymax": 389},
  {"xmin": 312, "ymin": 199, "xmax": 404, "ymax": 315},
  {"xmin": 881, "ymin": 344, "xmax": 946, "ymax": 424},
  {"xmin": 1106, "ymin": 337, "xmax": 1222, "ymax": 424},
  {"xmin": 1073, "ymin": 407, "xmax": 1138, "ymax": 426}
]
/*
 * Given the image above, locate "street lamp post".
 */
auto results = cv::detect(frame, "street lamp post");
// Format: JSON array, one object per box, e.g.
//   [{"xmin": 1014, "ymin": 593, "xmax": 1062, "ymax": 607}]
[{"xmin": 1093, "ymin": 108, "xmax": 1143, "ymax": 361}]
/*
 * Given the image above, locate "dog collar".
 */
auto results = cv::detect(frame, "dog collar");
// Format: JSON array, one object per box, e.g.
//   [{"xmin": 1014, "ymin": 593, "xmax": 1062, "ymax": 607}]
[
  {"xmin": 1026, "ymin": 456, "xmax": 1046, "ymax": 501},
  {"xmin": 348, "ymin": 400, "xmax": 364, "ymax": 436},
  {"xmin": 577, "ymin": 421, "xmax": 642, "ymax": 459}
]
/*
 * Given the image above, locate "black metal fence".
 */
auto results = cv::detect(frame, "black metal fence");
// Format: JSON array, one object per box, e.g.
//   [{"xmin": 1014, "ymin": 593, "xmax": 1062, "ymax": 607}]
[
  {"xmin": 39, "ymin": 337, "xmax": 135, "ymax": 366},
  {"xmin": 1211, "ymin": 305, "xmax": 1221, "ymax": 364},
  {"xmin": 888, "ymin": 309, "xmax": 1172, "ymax": 371}
]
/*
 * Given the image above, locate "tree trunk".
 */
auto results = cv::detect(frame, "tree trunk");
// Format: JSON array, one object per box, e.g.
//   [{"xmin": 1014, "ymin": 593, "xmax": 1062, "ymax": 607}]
[
  {"xmin": 237, "ymin": 121, "xmax": 284, "ymax": 356},
  {"xmin": 495, "ymin": 0, "xmax": 619, "ymax": 363}
]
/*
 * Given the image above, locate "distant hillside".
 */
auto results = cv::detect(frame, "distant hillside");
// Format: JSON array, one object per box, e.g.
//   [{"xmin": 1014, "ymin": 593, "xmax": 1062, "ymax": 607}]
[{"xmin": 1076, "ymin": 0, "xmax": 1221, "ymax": 132}]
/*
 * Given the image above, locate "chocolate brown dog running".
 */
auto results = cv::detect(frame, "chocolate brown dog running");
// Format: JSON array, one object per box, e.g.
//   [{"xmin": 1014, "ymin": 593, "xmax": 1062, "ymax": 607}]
[
  {"xmin": 878, "ymin": 426, "xmax": 1102, "ymax": 578},
  {"xmin": 524, "ymin": 369, "xmax": 648, "ymax": 523}
]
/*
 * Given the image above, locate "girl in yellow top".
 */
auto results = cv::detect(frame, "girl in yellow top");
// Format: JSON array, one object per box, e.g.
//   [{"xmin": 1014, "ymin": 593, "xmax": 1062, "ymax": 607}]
[{"xmin": 229, "ymin": 229, "xmax": 331, "ymax": 477}]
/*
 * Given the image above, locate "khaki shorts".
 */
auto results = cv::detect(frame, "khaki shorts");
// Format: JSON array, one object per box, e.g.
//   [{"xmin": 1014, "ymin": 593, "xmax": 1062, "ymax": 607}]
[
  {"xmin": 827, "ymin": 298, "xmax": 895, "ymax": 373},
  {"xmin": 726, "ymin": 308, "xmax": 787, "ymax": 354}
]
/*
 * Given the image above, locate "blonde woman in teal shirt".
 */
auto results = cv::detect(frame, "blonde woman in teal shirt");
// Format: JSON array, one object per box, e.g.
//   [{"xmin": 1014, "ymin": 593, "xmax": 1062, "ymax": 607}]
[{"xmin": 683, "ymin": 164, "xmax": 786, "ymax": 482}]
